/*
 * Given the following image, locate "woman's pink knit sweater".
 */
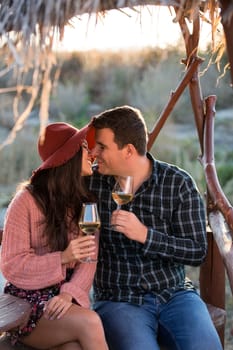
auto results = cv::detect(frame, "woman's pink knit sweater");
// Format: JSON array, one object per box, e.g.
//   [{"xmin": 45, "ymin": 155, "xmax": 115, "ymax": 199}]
[{"xmin": 0, "ymin": 189, "xmax": 98, "ymax": 308}]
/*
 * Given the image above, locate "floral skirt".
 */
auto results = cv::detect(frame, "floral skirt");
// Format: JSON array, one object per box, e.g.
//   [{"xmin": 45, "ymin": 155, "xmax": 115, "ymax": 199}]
[{"xmin": 4, "ymin": 269, "xmax": 73, "ymax": 345}]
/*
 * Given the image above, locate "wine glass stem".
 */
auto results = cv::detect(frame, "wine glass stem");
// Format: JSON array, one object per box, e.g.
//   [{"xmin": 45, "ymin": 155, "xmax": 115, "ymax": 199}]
[{"xmin": 117, "ymin": 204, "xmax": 121, "ymax": 210}]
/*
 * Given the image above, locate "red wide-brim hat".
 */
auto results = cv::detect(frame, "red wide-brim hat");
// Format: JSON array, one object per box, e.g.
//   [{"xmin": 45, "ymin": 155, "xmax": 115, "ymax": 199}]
[{"xmin": 31, "ymin": 122, "xmax": 95, "ymax": 179}]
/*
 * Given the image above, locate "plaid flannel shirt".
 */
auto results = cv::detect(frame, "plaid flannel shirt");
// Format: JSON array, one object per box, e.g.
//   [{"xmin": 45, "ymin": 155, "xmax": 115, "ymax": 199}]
[{"xmin": 87, "ymin": 153, "xmax": 207, "ymax": 304}]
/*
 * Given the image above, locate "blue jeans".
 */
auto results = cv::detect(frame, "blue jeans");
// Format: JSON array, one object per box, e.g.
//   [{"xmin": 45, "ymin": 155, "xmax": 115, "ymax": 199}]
[{"xmin": 93, "ymin": 290, "xmax": 222, "ymax": 350}]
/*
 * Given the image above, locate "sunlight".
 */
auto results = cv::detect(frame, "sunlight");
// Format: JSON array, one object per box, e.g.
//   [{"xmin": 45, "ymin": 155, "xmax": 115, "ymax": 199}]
[
  {"xmin": 54, "ymin": 6, "xmax": 182, "ymax": 52},
  {"xmin": 54, "ymin": 6, "xmax": 213, "ymax": 52}
]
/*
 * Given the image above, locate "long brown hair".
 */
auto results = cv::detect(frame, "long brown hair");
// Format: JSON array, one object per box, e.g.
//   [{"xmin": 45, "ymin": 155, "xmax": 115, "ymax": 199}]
[{"xmin": 27, "ymin": 148, "xmax": 95, "ymax": 251}]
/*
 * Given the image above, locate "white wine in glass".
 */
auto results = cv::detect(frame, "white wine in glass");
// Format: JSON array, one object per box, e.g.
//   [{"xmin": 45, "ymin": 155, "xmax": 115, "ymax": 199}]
[
  {"xmin": 112, "ymin": 176, "xmax": 134, "ymax": 209},
  {"xmin": 79, "ymin": 203, "xmax": 100, "ymax": 263}
]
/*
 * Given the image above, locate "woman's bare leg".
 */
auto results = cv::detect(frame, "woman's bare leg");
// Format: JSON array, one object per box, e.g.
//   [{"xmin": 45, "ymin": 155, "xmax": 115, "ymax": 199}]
[
  {"xmin": 20, "ymin": 304, "xmax": 108, "ymax": 350},
  {"xmin": 51, "ymin": 342, "xmax": 82, "ymax": 350}
]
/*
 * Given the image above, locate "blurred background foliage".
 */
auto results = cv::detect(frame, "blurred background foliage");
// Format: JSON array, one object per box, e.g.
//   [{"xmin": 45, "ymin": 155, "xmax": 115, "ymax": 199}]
[{"xmin": 0, "ymin": 45, "xmax": 232, "ymax": 211}]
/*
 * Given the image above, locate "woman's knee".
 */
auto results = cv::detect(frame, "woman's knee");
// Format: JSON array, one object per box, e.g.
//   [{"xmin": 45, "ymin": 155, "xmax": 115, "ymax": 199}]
[
  {"xmin": 81, "ymin": 309, "xmax": 105, "ymax": 335},
  {"xmin": 52, "ymin": 342, "xmax": 82, "ymax": 350},
  {"xmin": 67, "ymin": 306, "xmax": 105, "ymax": 336}
]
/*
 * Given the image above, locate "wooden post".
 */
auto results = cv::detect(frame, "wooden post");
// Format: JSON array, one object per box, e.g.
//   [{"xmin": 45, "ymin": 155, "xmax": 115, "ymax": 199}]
[{"xmin": 199, "ymin": 229, "xmax": 226, "ymax": 346}]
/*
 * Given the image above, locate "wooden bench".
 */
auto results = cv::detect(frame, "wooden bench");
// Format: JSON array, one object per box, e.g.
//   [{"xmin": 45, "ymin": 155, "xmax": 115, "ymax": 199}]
[
  {"xmin": 0, "ymin": 293, "xmax": 31, "ymax": 333},
  {"xmin": 0, "ymin": 334, "xmax": 35, "ymax": 350},
  {"xmin": 206, "ymin": 303, "xmax": 226, "ymax": 332},
  {"xmin": 0, "ymin": 287, "xmax": 35, "ymax": 349}
]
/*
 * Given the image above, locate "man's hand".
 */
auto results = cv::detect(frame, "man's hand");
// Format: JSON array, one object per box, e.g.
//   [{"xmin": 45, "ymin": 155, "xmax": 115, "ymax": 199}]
[{"xmin": 111, "ymin": 209, "xmax": 147, "ymax": 243}]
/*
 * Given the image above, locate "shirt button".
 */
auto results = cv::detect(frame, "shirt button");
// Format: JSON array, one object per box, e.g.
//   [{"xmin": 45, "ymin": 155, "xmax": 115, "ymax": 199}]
[{"xmin": 141, "ymin": 283, "xmax": 148, "ymax": 289}]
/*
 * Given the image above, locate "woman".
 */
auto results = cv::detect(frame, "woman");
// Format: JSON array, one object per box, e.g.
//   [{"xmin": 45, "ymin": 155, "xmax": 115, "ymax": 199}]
[{"xmin": 0, "ymin": 122, "xmax": 108, "ymax": 350}]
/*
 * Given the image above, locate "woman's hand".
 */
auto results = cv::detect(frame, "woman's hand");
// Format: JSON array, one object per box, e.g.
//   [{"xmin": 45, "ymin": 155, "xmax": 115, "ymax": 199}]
[
  {"xmin": 43, "ymin": 292, "xmax": 73, "ymax": 320},
  {"xmin": 61, "ymin": 235, "xmax": 96, "ymax": 264}
]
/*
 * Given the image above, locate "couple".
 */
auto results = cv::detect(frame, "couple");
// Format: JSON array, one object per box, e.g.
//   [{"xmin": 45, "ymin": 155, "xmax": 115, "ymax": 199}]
[{"xmin": 0, "ymin": 106, "xmax": 222, "ymax": 350}]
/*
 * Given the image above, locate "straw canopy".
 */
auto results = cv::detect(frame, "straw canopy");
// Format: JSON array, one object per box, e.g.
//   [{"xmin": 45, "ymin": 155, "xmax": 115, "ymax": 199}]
[{"xmin": 0, "ymin": 1, "xmax": 229, "ymax": 43}]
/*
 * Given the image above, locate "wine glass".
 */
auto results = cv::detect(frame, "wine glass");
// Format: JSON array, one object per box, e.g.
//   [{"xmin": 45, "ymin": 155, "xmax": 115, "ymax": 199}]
[
  {"xmin": 78, "ymin": 203, "xmax": 100, "ymax": 263},
  {"xmin": 112, "ymin": 176, "xmax": 134, "ymax": 210}
]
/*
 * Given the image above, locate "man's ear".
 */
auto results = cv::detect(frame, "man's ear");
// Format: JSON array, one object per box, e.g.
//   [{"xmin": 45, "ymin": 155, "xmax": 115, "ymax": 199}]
[{"xmin": 125, "ymin": 144, "xmax": 135, "ymax": 158}]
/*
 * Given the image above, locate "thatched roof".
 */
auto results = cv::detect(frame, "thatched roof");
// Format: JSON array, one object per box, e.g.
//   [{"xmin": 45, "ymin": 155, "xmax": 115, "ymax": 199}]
[
  {"xmin": 0, "ymin": 1, "xmax": 228, "ymax": 48},
  {"xmin": 0, "ymin": 0, "xmax": 232, "ymax": 148}
]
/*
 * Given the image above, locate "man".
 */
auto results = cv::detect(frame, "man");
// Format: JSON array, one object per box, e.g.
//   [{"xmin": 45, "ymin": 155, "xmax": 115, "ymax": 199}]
[{"xmin": 87, "ymin": 105, "xmax": 222, "ymax": 350}]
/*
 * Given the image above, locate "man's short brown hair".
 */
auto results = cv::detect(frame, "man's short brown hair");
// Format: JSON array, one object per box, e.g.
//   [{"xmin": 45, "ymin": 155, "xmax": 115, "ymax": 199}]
[{"xmin": 92, "ymin": 105, "xmax": 148, "ymax": 155}]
